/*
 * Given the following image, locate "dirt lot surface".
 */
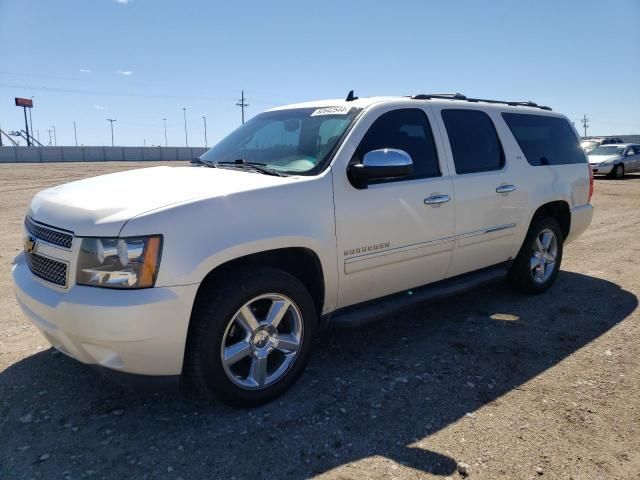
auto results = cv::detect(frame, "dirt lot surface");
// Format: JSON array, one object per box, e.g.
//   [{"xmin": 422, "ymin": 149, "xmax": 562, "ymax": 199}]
[{"xmin": 1, "ymin": 162, "xmax": 639, "ymax": 480}]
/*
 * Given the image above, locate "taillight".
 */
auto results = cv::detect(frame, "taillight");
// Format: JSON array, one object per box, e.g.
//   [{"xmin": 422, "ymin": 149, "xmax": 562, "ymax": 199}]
[{"xmin": 588, "ymin": 164, "xmax": 594, "ymax": 203}]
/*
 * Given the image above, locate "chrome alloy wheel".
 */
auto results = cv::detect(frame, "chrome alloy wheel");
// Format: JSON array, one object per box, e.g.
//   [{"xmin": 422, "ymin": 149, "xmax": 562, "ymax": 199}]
[
  {"xmin": 530, "ymin": 228, "xmax": 558, "ymax": 284},
  {"xmin": 220, "ymin": 293, "xmax": 303, "ymax": 390}
]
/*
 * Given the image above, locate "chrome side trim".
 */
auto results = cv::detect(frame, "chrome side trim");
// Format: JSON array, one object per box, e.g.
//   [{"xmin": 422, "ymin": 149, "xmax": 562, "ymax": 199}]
[
  {"xmin": 485, "ymin": 223, "xmax": 517, "ymax": 233},
  {"xmin": 458, "ymin": 223, "xmax": 517, "ymax": 239},
  {"xmin": 344, "ymin": 236, "xmax": 455, "ymax": 274},
  {"xmin": 343, "ymin": 223, "xmax": 517, "ymax": 275}
]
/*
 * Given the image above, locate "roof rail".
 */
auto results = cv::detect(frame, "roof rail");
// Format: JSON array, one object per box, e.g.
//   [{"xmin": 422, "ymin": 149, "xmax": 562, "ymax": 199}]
[{"xmin": 410, "ymin": 93, "xmax": 552, "ymax": 111}]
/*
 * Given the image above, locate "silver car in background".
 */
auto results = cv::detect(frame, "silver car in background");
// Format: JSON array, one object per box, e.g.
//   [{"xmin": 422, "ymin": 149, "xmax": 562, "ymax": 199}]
[
  {"xmin": 588, "ymin": 144, "xmax": 640, "ymax": 178},
  {"xmin": 581, "ymin": 137, "xmax": 624, "ymax": 154}
]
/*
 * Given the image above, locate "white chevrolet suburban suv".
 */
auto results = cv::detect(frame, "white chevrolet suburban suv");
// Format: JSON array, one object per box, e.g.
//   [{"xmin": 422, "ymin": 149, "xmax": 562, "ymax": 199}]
[{"xmin": 12, "ymin": 92, "xmax": 594, "ymax": 406}]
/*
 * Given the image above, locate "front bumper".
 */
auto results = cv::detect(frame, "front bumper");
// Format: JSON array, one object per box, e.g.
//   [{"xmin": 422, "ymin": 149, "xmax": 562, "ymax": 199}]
[
  {"xmin": 590, "ymin": 164, "xmax": 614, "ymax": 175},
  {"xmin": 12, "ymin": 253, "xmax": 199, "ymax": 378}
]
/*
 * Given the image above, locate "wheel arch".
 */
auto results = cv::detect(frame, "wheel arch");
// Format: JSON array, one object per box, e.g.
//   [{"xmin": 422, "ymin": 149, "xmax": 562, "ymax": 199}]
[
  {"xmin": 530, "ymin": 200, "xmax": 571, "ymax": 240},
  {"xmin": 192, "ymin": 247, "xmax": 326, "ymax": 316}
]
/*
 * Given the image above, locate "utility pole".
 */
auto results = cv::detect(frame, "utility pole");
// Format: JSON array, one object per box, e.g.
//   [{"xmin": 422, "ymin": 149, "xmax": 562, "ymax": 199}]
[
  {"xmin": 163, "ymin": 118, "xmax": 168, "ymax": 147},
  {"xmin": 23, "ymin": 107, "xmax": 31, "ymax": 146},
  {"xmin": 73, "ymin": 121, "xmax": 78, "ymax": 146},
  {"xmin": 580, "ymin": 114, "xmax": 589, "ymax": 139},
  {"xmin": 236, "ymin": 90, "xmax": 249, "ymax": 124},
  {"xmin": 106, "ymin": 118, "xmax": 117, "ymax": 146},
  {"xmin": 29, "ymin": 96, "xmax": 34, "ymax": 139},
  {"xmin": 52, "ymin": 125, "xmax": 57, "ymax": 146},
  {"xmin": 47, "ymin": 129, "xmax": 52, "ymax": 146},
  {"xmin": 182, "ymin": 108, "xmax": 188, "ymax": 147},
  {"xmin": 202, "ymin": 116, "xmax": 208, "ymax": 147},
  {"xmin": 143, "ymin": 138, "xmax": 146, "ymax": 147}
]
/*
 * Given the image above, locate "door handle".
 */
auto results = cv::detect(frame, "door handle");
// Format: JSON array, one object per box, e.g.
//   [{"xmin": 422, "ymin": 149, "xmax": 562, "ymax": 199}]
[
  {"xmin": 424, "ymin": 194, "xmax": 450, "ymax": 206},
  {"xmin": 496, "ymin": 184, "xmax": 516, "ymax": 194}
]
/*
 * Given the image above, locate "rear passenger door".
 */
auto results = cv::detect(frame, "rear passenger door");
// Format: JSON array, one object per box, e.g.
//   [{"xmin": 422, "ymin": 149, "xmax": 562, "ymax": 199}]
[{"xmin": 433, "ymin": 107, "xmax": 527, "ymax": 277}]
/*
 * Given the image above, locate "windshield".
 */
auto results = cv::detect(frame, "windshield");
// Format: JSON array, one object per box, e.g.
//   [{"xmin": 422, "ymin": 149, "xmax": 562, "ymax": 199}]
[
  {"xmin": 588, "ymin": 145, "xmax": 625, "ymax": 156},
  {"xmin": 200, "ymin": 106, "xmax": 362, "ymax": 175}
]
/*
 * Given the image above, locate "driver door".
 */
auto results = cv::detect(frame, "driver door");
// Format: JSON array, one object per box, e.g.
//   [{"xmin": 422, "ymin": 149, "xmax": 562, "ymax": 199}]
[{"xmin": 332, "ymin": 106, "xmax": 455, "ymax": 309}]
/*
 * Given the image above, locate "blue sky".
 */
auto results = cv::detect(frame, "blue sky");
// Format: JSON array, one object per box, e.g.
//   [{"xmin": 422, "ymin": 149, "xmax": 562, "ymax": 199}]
[{"xmin": 1, "ymin": 0, "xmax": 639, "ymax": 147}]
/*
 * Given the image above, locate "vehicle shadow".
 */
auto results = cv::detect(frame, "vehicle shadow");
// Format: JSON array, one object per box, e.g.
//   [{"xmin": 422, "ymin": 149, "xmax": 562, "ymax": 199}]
[
  {"xmin": 595, "ymin": 172, "xmax": 640, "ymax": 181},
  {"xmin": 0, "ymin": 271, "xmax": 637, "ymax": 479}
]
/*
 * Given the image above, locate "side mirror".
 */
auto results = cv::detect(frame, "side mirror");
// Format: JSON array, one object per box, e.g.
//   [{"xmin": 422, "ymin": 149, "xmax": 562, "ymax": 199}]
[{"xmin": 348, "ymin": 149, "xmax": 413, "ymax": 188}]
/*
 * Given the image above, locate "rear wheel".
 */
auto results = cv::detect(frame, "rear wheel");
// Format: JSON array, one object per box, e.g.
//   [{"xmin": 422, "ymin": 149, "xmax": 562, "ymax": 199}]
[
  {"xmin": 508, "ymin": 216, "xmax": 563, "ymax": 294},
  {"xmin": 609, "ymin": 163, "xmax": 625, "ymax": 179},
  {"xmin": 185, "ymin": 267, "xmax": 317, "ymax": 407}
]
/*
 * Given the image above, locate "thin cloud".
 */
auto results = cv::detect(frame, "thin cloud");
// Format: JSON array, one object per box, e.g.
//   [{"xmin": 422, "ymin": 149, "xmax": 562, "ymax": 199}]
[
  {"xmin": 115, "ymin": 0, "xmax": 130, "ymax": 4},
  {"xmin": 117, "ymin": 70, "xmax": 133, "ymax": 76},
  {"xmin": 79, "ymin": 68, "xmax": 92, "ymax": 73},
  {"xmin": 95, "ymin": 105, "xmax": 107, "ymax": 110}
]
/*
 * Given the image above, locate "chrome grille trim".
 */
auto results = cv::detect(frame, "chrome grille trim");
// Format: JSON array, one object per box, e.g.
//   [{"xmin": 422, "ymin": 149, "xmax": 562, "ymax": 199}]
[
  {"xmin": 25, "ymin": 216, "xmax": 73, "ymax": 250},
  {"xmin": 25, "ymin": 252, "xmax": 69, "ymax": 287}
]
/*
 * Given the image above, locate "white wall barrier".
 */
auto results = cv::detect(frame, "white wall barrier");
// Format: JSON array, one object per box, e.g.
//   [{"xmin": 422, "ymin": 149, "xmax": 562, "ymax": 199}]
[{"xmin": 0, "ymin": 146, "xmax": 208, "ymax": 163}]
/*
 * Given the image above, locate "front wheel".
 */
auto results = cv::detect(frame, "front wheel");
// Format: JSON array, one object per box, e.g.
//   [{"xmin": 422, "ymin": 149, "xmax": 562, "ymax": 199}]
[
  {"xmin": 508, "ymin": 217, "xmax": 563, "ymax": 294},
  {"xmin": 184, "ymin": 267, "xmax": 317, "ymax": 407},
  {"xmin": 609, "ymin": 163, "xmax": 625, "ymax": 179}
]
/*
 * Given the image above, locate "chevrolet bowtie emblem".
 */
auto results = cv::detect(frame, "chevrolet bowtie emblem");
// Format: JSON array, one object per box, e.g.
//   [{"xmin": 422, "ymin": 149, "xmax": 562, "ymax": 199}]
[{"xmin": 24, "ymin": 235, "xmax": 36, "ymax": 254}]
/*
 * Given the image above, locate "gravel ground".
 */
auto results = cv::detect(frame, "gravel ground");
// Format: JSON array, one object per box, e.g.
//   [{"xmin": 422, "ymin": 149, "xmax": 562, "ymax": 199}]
[{"xmin": 1, "ymin": 162, "xmax": 639, "ymax": 480}]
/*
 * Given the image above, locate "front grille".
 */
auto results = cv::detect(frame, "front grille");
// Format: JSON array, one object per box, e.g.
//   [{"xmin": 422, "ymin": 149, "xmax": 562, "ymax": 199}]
[
  {"xmin": 24, "ymin": 216, "xmax": 73, "ymax": 249},
  {"xmin": 25, "ymin": 252, "xmax": 68, "ymax": 287}
]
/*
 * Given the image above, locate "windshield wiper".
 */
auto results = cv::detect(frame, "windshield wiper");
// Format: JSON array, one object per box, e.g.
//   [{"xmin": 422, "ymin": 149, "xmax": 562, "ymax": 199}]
[
  {"xmin": 190, "ymin": 157, "xmax": 216, "ymax": 167},
  {"xmin": 216, "ymin": 159, "xmax": 284, "ymax": 177}
]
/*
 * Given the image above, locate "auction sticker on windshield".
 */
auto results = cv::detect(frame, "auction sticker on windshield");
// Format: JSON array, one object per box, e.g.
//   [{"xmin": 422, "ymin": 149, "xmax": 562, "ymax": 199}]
[{"xmin": 311, "ymin": 106, "xmax": 352, "ymax": 116}]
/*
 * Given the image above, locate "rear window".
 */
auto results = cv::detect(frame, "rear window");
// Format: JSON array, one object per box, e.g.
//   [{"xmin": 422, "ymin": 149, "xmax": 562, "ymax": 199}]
[
  {"xmin": 589, "ymin": 145, "xmax": 625, "ymax": 156},
  {"xmin": 502, "ymin": 113, "xmax": 586, "ymax": 166}
]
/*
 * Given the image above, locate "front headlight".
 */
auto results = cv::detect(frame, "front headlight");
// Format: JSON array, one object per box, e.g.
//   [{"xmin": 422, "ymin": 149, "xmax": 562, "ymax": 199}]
[{"xmin": 76, "ymin": 236, "xmax": 162, "ymax": 289}]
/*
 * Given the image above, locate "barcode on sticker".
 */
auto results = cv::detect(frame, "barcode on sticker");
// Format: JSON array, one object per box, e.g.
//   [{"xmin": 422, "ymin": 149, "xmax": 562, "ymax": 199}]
[{"xmin": 310, "ymin": 106, "xmax": 351, "ymax": 116}]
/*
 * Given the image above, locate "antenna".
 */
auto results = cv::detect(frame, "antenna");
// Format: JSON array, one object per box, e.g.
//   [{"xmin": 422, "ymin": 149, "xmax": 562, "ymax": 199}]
[{"xmin": 345, "ymin": 90, "xmax": 358, "ymax": 102}]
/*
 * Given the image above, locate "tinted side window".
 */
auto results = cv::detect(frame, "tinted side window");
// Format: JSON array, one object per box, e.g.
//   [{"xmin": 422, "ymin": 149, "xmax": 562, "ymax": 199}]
[
  {"xmin": 502, "ymin": 113, "xmax": 586, "ymax": 166},
  {"xmin": 356, "ymin": 109, "xmax": 440, "ymax": 179},
  {"xmin": 441, "ymin": 109, "xmax": 504, "ymax": 174}
]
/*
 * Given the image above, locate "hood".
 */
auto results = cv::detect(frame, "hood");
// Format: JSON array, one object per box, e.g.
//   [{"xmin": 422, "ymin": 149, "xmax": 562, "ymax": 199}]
[
  {"xmin": 588, "ymin": 154, "xmax": 621, "ymax": 165},
  {"xmin": 28, "ymin": 166, "xmax": 292, "ymax": 236}
]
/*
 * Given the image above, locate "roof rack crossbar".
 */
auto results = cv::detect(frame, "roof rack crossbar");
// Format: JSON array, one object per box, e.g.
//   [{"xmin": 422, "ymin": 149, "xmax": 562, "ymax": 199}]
[{"xmin": 411, "ymin": 93, "xmax": 552, "ymax": 111}]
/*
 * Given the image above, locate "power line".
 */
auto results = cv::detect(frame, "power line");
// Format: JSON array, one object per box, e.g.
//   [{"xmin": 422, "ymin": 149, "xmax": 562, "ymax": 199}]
[{"xmin": 236, "ymin": 90, "xmax": 249, "ymax": 124}]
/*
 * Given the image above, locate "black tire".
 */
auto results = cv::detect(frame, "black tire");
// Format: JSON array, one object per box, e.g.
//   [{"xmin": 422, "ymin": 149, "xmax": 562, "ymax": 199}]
[
  {"xmin": 508, "ymin": 216, "xmax": 563, "ymax": 294},
  {"xmin": 184, "ymin": 267, "xmax": 317, "ymax": 407},
  {"xmin": 608, "ymin": 163, "xmax": 625, "ymax": 179}
]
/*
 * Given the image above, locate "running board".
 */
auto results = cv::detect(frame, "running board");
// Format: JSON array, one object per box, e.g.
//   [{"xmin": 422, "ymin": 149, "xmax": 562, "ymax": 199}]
[{"xmin": 327, "ymin": 263, "xmax": 511, "ymax": 328}]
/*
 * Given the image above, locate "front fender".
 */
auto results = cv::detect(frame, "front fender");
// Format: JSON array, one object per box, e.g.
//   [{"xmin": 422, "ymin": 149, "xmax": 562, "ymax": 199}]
[{"xmin": 118, "ymin": 173, "xmax": 339, "ymax": 313}]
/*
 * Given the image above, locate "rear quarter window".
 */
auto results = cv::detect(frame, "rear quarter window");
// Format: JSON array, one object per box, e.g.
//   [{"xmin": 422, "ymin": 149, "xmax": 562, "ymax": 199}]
[{"xmin": 502, "ymin": 113, "xmax": 586, "ymax": 166}]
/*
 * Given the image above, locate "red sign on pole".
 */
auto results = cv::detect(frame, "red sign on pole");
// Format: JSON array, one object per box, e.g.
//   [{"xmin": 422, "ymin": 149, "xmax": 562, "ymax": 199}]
[{"xmin": 15, "ymin": 97, "xmax": 33, "ymax": 108}]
